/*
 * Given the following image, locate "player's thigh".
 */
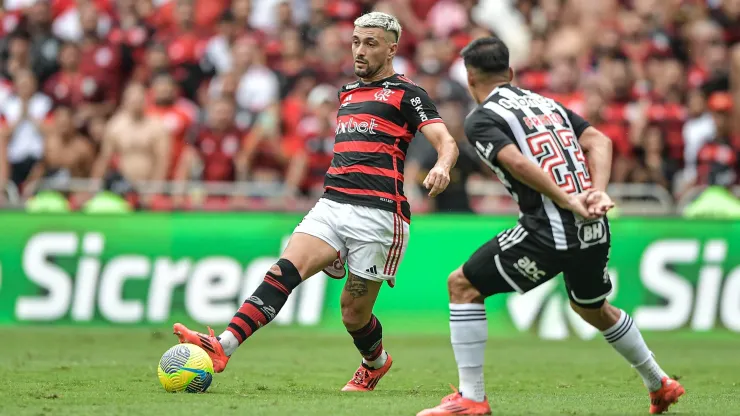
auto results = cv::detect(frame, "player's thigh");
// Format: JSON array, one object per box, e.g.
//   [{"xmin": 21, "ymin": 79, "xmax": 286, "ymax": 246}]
[
  {"xmin": 562, "ymin": 242, "xmax": 613, "ymax": 308},
  {"xmin": 343, "ymin": 207, "xmax": 409, "ymax": 288},
  {"xmin": 462, "ymin": 225, "xmax": 561, "ymax": 297},
  {"xmin": 288, "ymin": 199, "xmax": 347, "ymax": 279}
]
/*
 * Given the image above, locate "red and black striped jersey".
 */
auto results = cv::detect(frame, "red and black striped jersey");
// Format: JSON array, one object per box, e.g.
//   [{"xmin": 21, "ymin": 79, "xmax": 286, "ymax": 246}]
[{"xmin": 323, "ymin": 73, "xmax": 443, "ymax": 222}]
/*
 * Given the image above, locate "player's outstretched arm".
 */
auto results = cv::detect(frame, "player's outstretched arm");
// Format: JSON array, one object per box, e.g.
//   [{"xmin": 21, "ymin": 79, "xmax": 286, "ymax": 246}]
[
  {"xmin": 496, "ymin": 144, "xmax": 596, "ymax": 219},
  {"xmin": 419, "ymin": 122, "xmax": 459, "ymax": 197},
  {"xmin": 578, "ymin": 126, "xmax": 613, "ymax": 192}
]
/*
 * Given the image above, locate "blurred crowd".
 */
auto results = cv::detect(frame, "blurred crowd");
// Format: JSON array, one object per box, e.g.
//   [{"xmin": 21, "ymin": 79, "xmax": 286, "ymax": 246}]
[{"xmin": 0, "ymin": 0, "xmax": 739, "ymax": 212}]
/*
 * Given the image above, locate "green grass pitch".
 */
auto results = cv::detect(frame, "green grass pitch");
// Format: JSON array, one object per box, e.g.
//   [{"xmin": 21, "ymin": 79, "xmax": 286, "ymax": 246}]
[{"xmin": 1, "ymin": 327, "xmax": 738, "ymax": 415}]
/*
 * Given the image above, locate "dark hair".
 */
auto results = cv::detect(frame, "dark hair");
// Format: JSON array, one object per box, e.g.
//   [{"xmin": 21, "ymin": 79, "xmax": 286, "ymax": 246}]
[
  {"xmin": 460, "ymin": 37, "xmax": 509, "ymax": 75},
  {"xmin": 220, "ymin": 9, "xmax": 235, "ymax": 23}
]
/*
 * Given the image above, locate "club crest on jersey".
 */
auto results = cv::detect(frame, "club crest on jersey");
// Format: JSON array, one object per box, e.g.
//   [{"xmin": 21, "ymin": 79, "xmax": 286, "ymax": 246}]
[{"xmin": 374, "ymin": 88, "xmax": 394, "ymax": 102}]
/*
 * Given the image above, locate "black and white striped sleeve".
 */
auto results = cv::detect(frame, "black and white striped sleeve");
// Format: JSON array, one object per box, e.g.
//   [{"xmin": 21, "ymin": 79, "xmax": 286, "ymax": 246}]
[{"xmin": 464, "ymin": 110, "xmax": 515, "ymax": 165}]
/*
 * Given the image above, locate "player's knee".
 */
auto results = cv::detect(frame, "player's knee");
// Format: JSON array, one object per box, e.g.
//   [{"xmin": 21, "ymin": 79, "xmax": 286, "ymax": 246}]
[
  {"xmin": 265, "ymin": 258, "xmax": 302, "ymax": 292},
  {"xmin": 340, "ymin": 302, "xmax": 372, "ymax": 330},
  {"xmin": 448, "ymin": 268, "xmax": 482, "ymax": 303},
  {"xmin": 570, "ymin": 300, "xmax": 619, "ymax": 331}
]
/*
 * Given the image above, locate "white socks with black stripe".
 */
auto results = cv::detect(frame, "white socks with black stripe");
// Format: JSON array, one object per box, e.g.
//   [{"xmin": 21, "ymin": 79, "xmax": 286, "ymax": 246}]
[
  {"xmin": 450, "ymin": 303, "xmax": 488, "ymax": 402},
  {"xmin": 602, "ymin": 309, "xmax": 667, "ymax": 392}
]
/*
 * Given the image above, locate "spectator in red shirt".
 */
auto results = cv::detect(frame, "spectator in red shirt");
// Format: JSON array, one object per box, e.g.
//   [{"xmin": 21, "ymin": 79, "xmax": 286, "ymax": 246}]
[
  {"xmin": 283, "ymin": 84, "xmax": 336, "ymax": 196},
  {"xmin": 44, "ymin": 42, "xmax": 115, "ymax": 127},
  {"xmin": 132, "ymin": 42, "xmax": 170, "ymax": 85},
  {"xmin": 157, "ymin": 0, "xmax": 228, "ymax": 35},
  {"xmin": 156, "ymin": 0, "xmax": 211, "ymax": 100},
  {"xmin": 147, "ymin": 72, "xmax": 198, "ymax": 179},
  {"xmin": 108, "ymin": 0, "xmax": 158, "ymax": 78},
  {"xmin": 78, "ymin": 3, "xmax": 123, "ymax": 101},
  {"xmin": 175, "ymin": 96, "xmax": 246, "ymax": 183},
  {"xmin": 280, "ymin": 69, "xmax": 318, "ymax": 140},
  {"xmin": 583, "ymin": 78, "xmax": 632, "ymax": 182}
]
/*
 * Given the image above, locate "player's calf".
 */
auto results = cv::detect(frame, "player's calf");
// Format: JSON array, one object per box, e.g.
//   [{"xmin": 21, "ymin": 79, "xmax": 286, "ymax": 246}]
[
  {"xmin": 571, "ymin": 300, "xmax": 684, "ymax": 412},
  {"xmin": 341, "ymin": 275, "xmax": 387, "ymax": 369},
  {"xmin": 447, "ymin": 267, "xmax": 488, "ymax": 404},
  {"xmin": 218, "ymin": 258, "xmax": 303, "ymax": 355}
]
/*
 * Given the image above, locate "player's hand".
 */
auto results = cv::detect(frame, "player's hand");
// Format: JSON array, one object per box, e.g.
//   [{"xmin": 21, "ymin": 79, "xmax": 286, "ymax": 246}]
[
  {"xmin": 422, "ymin": 165, "xmax": 450, "ymax": 197},
  {"xmin": 584, "ymin": 190, "xmax": 615, "ymax": 217},
  {"xmin": 562, "ymin": 193, "xmax": 595, "ymax": 219}
]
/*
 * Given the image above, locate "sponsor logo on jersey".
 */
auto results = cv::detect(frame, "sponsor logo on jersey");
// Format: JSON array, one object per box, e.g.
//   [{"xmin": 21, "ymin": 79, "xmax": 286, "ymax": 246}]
[
  {"xmin": 475, "ymin": 141, "xmax": 494, "ymax": 159},
  {"xmin": 374, "ymin": 88, "xmax": 394, "ymax": 101},
  {"xmin": 381, "ymin": 81, "xmax": 403, "ymax": 88},
  {"xmin": 499, "ymin": 95, "xmax": 555, "ymax": 111},
  {"xmin": 513, "ymin": 256, "xmax": 546, "ymax": 282},
  {"xmin": 345, "ymin": 82, "xmax": 359, "ymax": 90},
  {"xmin": 335, "ymin": 117, "xmax": 378, "ymax": 134},
  {"xmin": 410, "ymin": 97, "xmax": 428, "ymax": 122}
]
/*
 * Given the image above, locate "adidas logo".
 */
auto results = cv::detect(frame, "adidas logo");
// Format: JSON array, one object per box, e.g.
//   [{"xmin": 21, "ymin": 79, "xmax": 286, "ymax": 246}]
[{"xmin": 365, "ymin": 265, "xmax": 378, "ymax": 275}]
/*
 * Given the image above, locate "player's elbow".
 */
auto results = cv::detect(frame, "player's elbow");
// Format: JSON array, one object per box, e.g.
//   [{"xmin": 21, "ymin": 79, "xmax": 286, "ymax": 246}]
[{"xmin": 581, "ymin": 127, "xmax": 612, "ymax": 153}]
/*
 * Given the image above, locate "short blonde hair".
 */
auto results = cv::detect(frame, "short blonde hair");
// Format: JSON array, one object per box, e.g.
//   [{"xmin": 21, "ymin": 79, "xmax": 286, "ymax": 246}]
[{"xmin": 354, "ymin": 12, "xmax": 402, "ymax": 43}]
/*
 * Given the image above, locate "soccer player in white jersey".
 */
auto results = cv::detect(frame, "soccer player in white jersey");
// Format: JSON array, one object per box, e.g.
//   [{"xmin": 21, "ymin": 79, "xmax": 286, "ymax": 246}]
[{"xmin": 417, "ymin": 37, "xmax": 684, "ymax": 416}]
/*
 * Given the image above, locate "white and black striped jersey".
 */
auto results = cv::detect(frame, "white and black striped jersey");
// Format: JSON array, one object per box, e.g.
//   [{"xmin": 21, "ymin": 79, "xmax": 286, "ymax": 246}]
[{"xmin": 465, "ymin": 84, "xmax": 608, "ymax": 251}]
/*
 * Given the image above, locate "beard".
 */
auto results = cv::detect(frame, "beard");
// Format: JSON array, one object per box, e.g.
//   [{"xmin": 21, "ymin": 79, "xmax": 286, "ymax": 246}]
[
  {"xmin": 354, "ymin": 60, "xmax": 380, "ymax": 79},
  {"xmin": 154, "ymin": 97, "xmax": 175, "ymax": 107}
]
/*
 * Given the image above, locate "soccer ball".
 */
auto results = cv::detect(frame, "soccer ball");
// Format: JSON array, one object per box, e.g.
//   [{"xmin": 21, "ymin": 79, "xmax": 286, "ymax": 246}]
[{"xmin": 157, "ymin": 343, "xmax": 214, "ymax": 393}]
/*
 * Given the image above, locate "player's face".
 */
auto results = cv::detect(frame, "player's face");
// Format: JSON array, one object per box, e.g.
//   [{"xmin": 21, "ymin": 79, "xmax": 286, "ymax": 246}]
[{"xmin": 352, "ymin": 27, "xmax": 396, "ymax": 79}]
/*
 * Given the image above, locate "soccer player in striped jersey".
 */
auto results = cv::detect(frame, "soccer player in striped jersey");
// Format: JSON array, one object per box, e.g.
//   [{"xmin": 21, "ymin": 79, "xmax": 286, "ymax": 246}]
[
  {"xmin": 417, "ymin": 37, "xmax": 684, "ymax": 416},
  {"xmin": 173, "ymin": 12, "xmax": 459, "ymax": 392}
]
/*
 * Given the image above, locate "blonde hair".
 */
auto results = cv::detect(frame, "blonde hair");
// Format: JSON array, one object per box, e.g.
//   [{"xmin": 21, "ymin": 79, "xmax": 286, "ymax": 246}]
[{"xmin": 354, "ymin": 12, "xmax": 402, "ymax": 43}]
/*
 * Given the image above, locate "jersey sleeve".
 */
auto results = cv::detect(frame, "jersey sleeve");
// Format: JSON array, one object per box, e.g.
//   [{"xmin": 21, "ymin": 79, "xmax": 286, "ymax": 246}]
[
  {"xmin": 559, "ymin": 103, "xmax": 591, "ymax": 137},
  {"xmin": 465, "ymin": 111, "xmax": 514, "ymax": 165},
  {"xmin": 400, "ymin": 86, "xmax": 443, "ymax": 132}
]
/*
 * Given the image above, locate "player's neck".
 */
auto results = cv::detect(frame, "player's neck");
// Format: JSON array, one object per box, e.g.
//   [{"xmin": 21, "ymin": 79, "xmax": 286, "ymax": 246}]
[
  {"xmin": 360, "ymin": 67, "xmax": 396, "ymax": 84},
  {"xmin": 474, "ymin": 81, "xmax": 509, "ymax": 104}
]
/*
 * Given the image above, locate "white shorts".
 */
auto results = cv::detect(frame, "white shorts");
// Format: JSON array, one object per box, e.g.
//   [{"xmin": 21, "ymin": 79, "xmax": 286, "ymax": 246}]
[{"xmin": 293, "ymin": 198, "xmax": 410, "ymax": 286}]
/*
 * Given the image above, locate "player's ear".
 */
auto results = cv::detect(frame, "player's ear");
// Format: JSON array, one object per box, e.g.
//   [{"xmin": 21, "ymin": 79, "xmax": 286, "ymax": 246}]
[
  {"xmin": 508, "ymin": 67, "xmax": 514, "ymax": 82},
  {"xmin": 466, "ymin": 68, "xmax": 475, "ymax": 88},
  {"xmin": 388, "ymin": 41, "xmax": 398, "ymax": 60}
]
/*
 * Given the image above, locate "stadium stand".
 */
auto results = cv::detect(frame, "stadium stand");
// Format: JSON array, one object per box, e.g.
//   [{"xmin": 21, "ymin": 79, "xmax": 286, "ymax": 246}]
[{"xmin": 1, "ymin": 0, "xmax": 739, "ymax": 215}]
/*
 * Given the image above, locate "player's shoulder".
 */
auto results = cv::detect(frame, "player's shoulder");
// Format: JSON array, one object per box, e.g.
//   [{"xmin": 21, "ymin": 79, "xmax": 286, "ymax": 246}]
[
  {"xmin": 464, "ymin": 102, "xmax": 500, "ymax": 131},
  {"xmin": 384, "ymin": 74, "xmax": 429, "ymax": 94}
]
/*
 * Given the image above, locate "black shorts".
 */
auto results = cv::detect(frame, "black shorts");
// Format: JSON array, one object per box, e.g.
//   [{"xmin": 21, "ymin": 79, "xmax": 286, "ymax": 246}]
[{"xmin": 462, "ymin": 223, "xmax": 612, "ymax": 307}]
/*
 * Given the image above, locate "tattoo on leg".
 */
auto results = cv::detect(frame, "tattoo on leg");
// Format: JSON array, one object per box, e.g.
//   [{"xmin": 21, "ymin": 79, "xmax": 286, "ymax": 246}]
[{"xmin": 344, "ymin": 274, "xmax": 368, "ymax": 298}]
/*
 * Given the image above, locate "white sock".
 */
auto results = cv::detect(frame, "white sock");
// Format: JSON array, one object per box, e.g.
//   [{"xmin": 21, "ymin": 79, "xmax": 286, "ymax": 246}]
[
  {"xmin": 364, "ymin": 350, "xmax": 388, "ymax": 369},
  {"xmin": 218, "ymin": 330, "xmax": 239, "ymax": 356},
  {"xmin": 450, "ymin": 303, "xmax": 488, "ymax": 402},
  {"xmin": 602, "ymin": 310, "xmax": 667, "ymax": 392}
]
